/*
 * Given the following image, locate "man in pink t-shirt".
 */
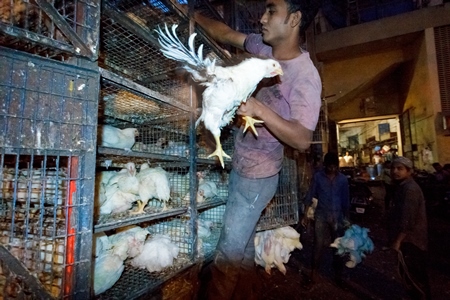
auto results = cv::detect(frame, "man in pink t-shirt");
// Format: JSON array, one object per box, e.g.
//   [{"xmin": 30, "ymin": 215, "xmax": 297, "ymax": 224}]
[{"xmin": 189, "ymin": 0, "xmax": 322, "ymax": 298}]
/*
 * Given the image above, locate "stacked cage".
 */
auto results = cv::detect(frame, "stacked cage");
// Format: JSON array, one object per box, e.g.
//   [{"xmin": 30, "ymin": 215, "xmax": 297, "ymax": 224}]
[
  {"xmin": 1, "ymin": 0, "xmax": 306, "ymax": 298},
  {"xmin": 0, "ymin": 0, "xmax": 100, "ymax": 298},
  {"xmin": 0, "ymin": 47, "xmax": 99, "ymax": 298},
  {"xmin": 94, "ymin": 0, "xmax": 233, "ymax": 298},
  {"xmin": 0, "ymin": 0, "xmax": 100, "ymax": 60}
]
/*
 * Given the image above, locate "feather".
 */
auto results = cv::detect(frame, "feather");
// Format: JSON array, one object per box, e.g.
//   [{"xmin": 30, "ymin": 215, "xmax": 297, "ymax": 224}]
[
  {"xmin": 155, "ymin": 23, "xmax": 283, "ymax": 168},
  {"xmin": 130, "ymin": 234, "xmax": 179, "ymax": 272},
  {"xmin": 132, "ymin": 163, "xmax": 171, "ymax": 213},
  {"xmin": 93, "ymin": 251, "xmax": 124, "ymax": 295},
  {"xmin": 98, "ymin": 125, "xmax": 139, "ymax": 151}
]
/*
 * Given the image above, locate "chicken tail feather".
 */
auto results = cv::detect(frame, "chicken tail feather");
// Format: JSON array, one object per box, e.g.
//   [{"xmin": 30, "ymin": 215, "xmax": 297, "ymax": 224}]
[{"xmin": 156, "ymin": 23, "xmax": 207, "ymax": 71}]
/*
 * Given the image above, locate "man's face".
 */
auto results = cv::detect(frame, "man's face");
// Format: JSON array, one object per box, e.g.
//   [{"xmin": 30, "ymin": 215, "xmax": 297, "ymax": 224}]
[
  {"xmin": 260, "ymin": 0, "xmax": 295, "ymax": 45},
  {"xmin": 391, "ymin": 163, "xmax": 411, "ymax": 181},
  {"xmin": 325, "ymin": 164, "xmax": 338, "ymax": 175}
]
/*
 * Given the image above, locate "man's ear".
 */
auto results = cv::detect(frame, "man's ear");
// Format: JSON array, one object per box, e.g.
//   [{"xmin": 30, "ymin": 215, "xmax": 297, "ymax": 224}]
[{"xmin": 290, "ymin": 11, "xmax": 302, "ymax": 27}]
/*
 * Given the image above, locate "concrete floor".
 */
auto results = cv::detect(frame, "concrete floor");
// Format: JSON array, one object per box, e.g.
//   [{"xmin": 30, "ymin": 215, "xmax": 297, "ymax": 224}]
[{"xmin": 258, "ymin": 183, "xmax": 450, "ymax": 300}]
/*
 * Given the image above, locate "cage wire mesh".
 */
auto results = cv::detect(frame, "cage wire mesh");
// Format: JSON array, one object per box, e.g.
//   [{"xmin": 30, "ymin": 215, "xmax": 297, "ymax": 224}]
[
  {"xmin": 99, "ymin": 77, "xmax": 194, "ymax": 157},
  {"xmin": 0, "ymin": 46, "xmax": 97, "ymax": 298},
  {"xmin": 233, "ymin": 0, "xmax": 265, "ymax": 34},
  {"xmin": 312, "ymin": 100, "xmax": 328, "ymax": 144},
  {"xmin": 93, "ymin": 162, "xmax": 229, "ymax": 227},
  {"xmin": 0, "ymin": 46, "xmax": 99, "ymax": 152},
  {"xmin": 100, "ymin": 0, "xmax": 223, "ymax": 107},
  {"xmin": 96, "ymin": 215, "xmax": 194, "ymax": 299},
  {"xmin": 198, "ymin": 205, "xmax": 225, "ymax": 258},
  {"xmin": 0, "ymin": 152, "xmax": 94, "ymax": 299},
  {"xmin": 0, "ymin": 0, "xmax": 100, "ymax": 59},
  {"xmin": 257, "ymin": 153, "xmax": 299, "ymax": 231}
]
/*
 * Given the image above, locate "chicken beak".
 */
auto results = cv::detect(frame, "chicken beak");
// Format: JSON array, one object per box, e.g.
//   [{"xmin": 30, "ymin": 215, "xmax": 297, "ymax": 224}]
[{"xmin": 271, "ymin": 68, "xmax": 283, "ymax": 76}]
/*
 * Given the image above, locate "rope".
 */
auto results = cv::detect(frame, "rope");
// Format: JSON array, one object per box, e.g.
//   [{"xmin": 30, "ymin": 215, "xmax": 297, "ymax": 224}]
[{"xmin": 397, "ymin": 250, "xmax": 426, "ymax": 299}]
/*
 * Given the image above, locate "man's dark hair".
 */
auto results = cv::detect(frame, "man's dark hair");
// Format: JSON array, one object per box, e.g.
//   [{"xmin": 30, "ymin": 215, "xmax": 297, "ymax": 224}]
[
  {"xmin": 285, "ymin": 0, "xmax": 321, "ymax": 32},
  {"xmin": 324, "ymin": 152, "xmax": 339, "ymax": 167}
]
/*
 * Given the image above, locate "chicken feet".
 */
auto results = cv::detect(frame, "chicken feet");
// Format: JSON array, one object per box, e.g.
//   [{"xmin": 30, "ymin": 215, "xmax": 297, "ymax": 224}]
[
  {"xmin": 242, "ymin": 116, "xmax": 264, "ymax": 136},
  {"xmin": 207, "ymin": 135, "xmax": 231, "ymax": 168},
  {"xmin": 131, "ymin": 200, "xmax": 169, "ymax": 214},
  {"xmin": 130, "ymin": 200, "xmax": 146, "ymax": 215}
]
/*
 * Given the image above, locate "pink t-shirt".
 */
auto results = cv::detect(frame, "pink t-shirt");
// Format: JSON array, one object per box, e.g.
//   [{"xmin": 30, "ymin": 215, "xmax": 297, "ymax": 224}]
[{"xmin": 232, "ymin": 34, "xmax": 322, "ymax": 178}]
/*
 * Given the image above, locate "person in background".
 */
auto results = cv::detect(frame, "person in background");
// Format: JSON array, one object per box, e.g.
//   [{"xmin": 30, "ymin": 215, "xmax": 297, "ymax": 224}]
[
  {"xmin": 182, "ymin": 1, "xmax": 322, "ymax": 299},
  {"xmin": 431, "ymin": 162, "xmax": 448, "ymax": 183},
  {"xmin": 302, "ymin": 152, "xmax": 350, "ymax": 287},
  {"xmin": 388, "ymin": 157, "xmax": 431, "ymax": 300},
  {"xmin": 343, "ymin": 151, "xmax": 354, "ymax": 167}
]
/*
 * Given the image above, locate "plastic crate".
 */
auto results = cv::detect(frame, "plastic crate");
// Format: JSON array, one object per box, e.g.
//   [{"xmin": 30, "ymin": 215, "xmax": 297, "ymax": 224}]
[{"xmin": 0, "ymin": 0, "xmax": 100, "ymax": 60}]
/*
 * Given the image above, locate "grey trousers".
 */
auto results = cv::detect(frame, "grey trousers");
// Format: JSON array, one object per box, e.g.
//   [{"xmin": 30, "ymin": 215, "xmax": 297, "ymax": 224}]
[{"xmin": 206, "ymin": 170, "xmax": 279, "ymax": 300}]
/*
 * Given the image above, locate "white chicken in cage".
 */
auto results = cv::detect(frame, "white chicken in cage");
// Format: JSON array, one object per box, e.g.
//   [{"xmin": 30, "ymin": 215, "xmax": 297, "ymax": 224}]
[
  {"xmin": 155, "ymin": 23, "xmax": 283, "ymax": 168},
  {"xmin": 99, "ymin": 163, "xmax": 139, "ymax": 215},
  {"xmin": 133, "ymin": 163, "xmax": 171, "ymax": 214},
  {"xmin": 93, "ymin": 232, "xmax": 124, "ymax": 296},
  {"xmin": 108, "ymin": 226, "xmax": 149, "ymax": 260},
  {"xmin": 130, "ymin": 234, "xmax": 179, "ymax": 273},
  {"xmin": 196, "ymin": 170, "xmax": 218, "ymax": 203},
  {"xmin": 98, "ymin": 125, "xmax": 139, "ymax": 151}
]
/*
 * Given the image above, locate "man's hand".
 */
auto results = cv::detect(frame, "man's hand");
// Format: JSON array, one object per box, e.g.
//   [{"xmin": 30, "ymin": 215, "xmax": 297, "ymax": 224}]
[
  {"xmin": 301, "ymin": 216, "xmax": 309, "ymax": 227},
  {"xmin": 237, "ymin": 97, "xmax": 262, "ymax": 118},
  {"xmin": 391, "ymin": 240, "xmax": 401, "ymax": 252}
]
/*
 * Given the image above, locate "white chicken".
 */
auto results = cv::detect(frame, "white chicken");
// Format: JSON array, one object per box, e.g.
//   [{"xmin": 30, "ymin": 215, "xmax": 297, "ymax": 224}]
[
  {"xmin": 155, "ymin": 23, "xmax": 283, "ymax": 168},
  {"xmin": 93, "ymin": 232, "xmax": 112, "ymax": 258},
  {"xmin": 107, "ymin": 162, "xmax": 140, "ymax": 195},
  {"xmin": 133, "ymin": 163, "xmax": 171, "ymax": 214},
  {"xmin": 98, "ymin": 125, "xmax": 139, "ymax": 151},
  {"xmin": 254, "ymin": 226, "xmax": 303, "ymax": 275},
  {"xmin": 197, "ymin": 219, "xmax": 215, "ymax": 239},
  {"xmin": 93, "ymin": 251, "xmax": 124, "ymax": 295},
  {"xmin": 196, "ymin": 171, "xmax": 218, "ymax": 203},
  {"xmin": 99, "ymin": 163, "xmax": 140, "ymax": 215},
  {"xmin": 100, "ymin": 186, "xmax": 136, "ymax": 215},
  {"xmin": 306, "ymin": 197, "xmax": 318, "ymax": 220},
  {"xmin": 108, "ymin": 226, "xmax": 149, "ymax": 260},
  {"xmin": 93, "ymin": 233, "xmax": 123, "ymax": 296},
  {"xmin": 130, "ymin": 234, "xmax": 179, "ymax": 273}
]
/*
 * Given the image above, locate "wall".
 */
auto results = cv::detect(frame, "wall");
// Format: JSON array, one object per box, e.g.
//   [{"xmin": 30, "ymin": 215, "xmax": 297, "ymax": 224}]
[{"xmin": 401, "ymin": 27, "xmax": 450, "ymax": 169}]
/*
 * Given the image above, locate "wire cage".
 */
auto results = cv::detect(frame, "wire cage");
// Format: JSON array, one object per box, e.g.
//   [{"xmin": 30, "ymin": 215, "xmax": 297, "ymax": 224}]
[
  {"xmin": 100, "ymin": 0, "xmax": 228, "ymax": 108},
  {"xmin": 0, "ymin": 0, "xmax": 100, "ymax": 60},
  {"xmin": 0, "ymin": 47, "xmax": 99, "ymax": 298},
  {"xmin": 95, "ymin": 215, "xmax": 195, "ymax": 299},
  {"xmin": 257, "ymin": 151, "xmax": 300, "ymax": 231},
  {"xmin": 197, "ymin": 205, "xmax": 225, "ymax": 258}
]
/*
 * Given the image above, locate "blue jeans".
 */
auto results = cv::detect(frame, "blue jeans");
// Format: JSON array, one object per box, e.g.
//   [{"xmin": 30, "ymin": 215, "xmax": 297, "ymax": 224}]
[{"xmin": 206, "ymin": 170, "xmax": 279, "ymax": 300}]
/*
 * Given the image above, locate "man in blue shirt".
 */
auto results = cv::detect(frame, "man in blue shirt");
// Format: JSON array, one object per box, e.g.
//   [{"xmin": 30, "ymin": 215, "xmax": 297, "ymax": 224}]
[{"xmin": 302, "ymin": 152, "xmax": 350, "ymax": 287}]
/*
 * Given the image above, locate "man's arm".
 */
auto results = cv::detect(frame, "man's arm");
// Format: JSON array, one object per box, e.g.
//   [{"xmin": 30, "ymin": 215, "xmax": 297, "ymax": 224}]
[
  {"xmin": 392, "ymin": 187, "xmax": 419, "ymax": 251},
  {"xmin": 237, "ymin": 97, "xmax": 313, "ymax": 150},
  {"xmin": 192, "ymin": 12, "xmax": 247, "ymax": 50},
  {"xmin": 176, "ymin": 4, "xmax": 247, "ymax": 50}
]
